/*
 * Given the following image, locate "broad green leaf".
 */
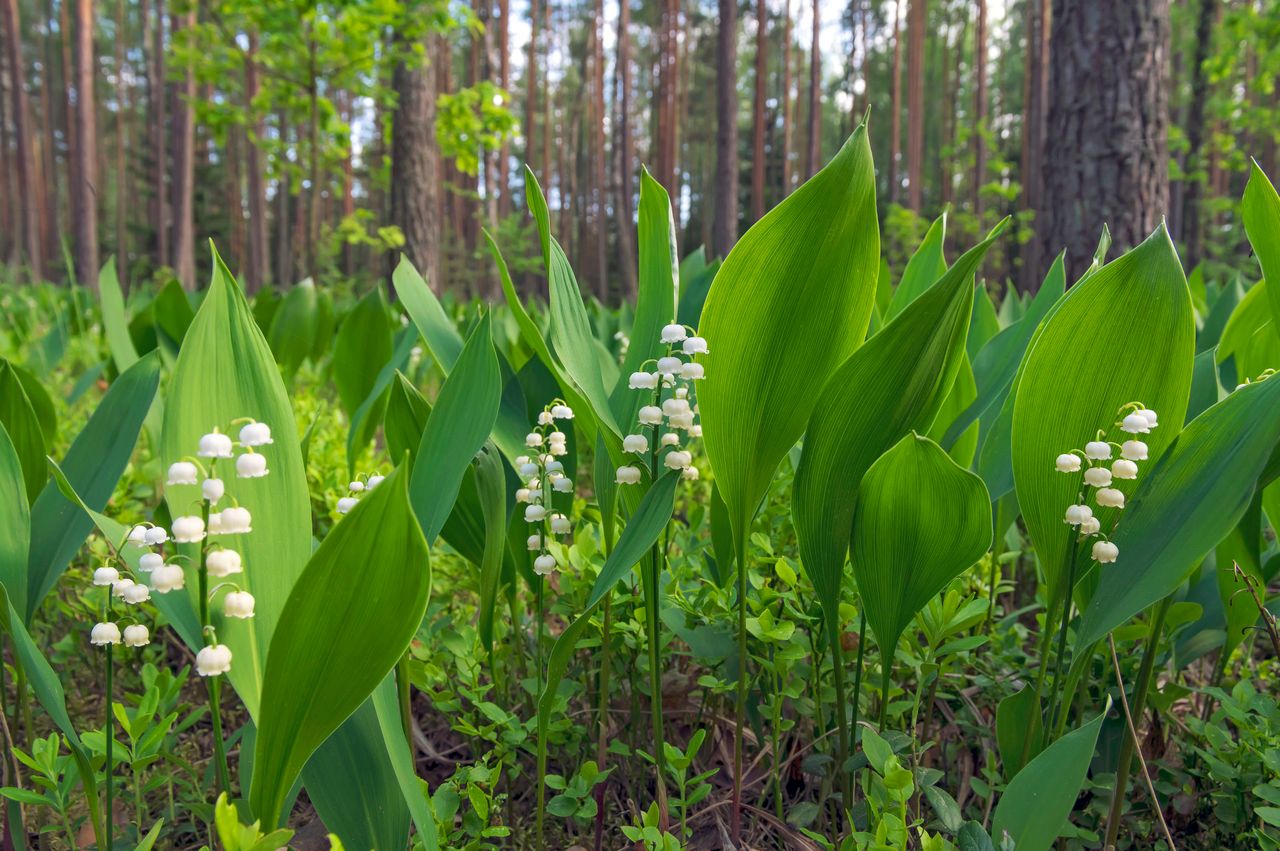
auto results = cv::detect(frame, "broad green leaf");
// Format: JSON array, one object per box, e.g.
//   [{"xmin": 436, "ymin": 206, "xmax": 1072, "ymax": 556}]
[
  {"xmin": 372, "ymin": 677, "xmax": 438, "ymax": 850},
  {"xmin": 1242, "ymin": 162, "xmax": 1280, "ymax": 340},
  {"xmin": 1217, "ymin": 281, "xmax": 1279, "ymax": 379},
  {"xmin": 250, "ymin": 464, "xmax": 430, "ymax": 829},
  {"xmin": 393, "ymin": 255, "xmax": 464, "ymax": 373},
  {"xmin": 968, "ymin": 283, "xmax": 1001, "ymax": 359},
  {"xmin": 885, "ymin": 212, "xmax": 947, "ymax": 320},
  {"xmin": 0, "ymin": 425, "xmax": 30, "ymax": 638},
  {"xmin": 992, "ymin": 707, "xmax": 1106, "ymax": 851},
  {"xmin": 995, "ymin": 685, "xmax": 1042, "ymax": 780},
  {"xmin": 334, "ymin": 287, "xmax": 394, "ymax": 466},
  {"xmin": 1198, "ymin": 278, "xmax": 1243, "ymax": 354},
  {"xmin": 928, "ymin": 352, "xmax": 978, "ymax": 466},
  {"xmin": 345, "ymin": 324, "xmax": 415, "ymax": 475},
  {"xmin": 409, "ymin": 314, "xmax": 502, "ymax": 543},
  {"xmin": 386, "ymin": 372, "xmax": 431, "ymax": 466},
  {"xmin": 794, "ymin": 226, "xmax": 1002, "ymax": 646},
  {"xmin": 267, "ymin": 278, "xmax": 319, "ymax": 376},
  {"xmin": 7, "ymin": 362, "xmax": 56, "ymax": 442},
  {"xmin": 1012, "ymin": 226, "xmax": 1195, "ymax": 609},
  {"xmin": 850, "ymin": 434, "xmax": 992, "ymax": 655},
  {"xmin": 1214, "ymin": 494, "xmax": 1263, "ymax": 660},
  {"xmin": 699, "ymin": 125, "xmax": 880, "ymax": 550},
  {"xmin": 475, "ymin": 444, "xmax": 509, "ymax": 654},
  {"xmin": 0, "ymin": 360, "xmax": 46, "ymax": 504},
  {"xmin": 99, "ymin": 256, "xmax": 141, "ymax": 372},
  {"xmin": 27, "ymin": 352, "xmax": 161, "ymax": 620},
  {"xmin": 152, "ymin": 277, "xmax": 195, "ymax": 345},
  {"xmin": 1077, "ymin": 374, "xmax": 1280, "ymax": 645},
  {"xmin": 676, "ymin": 257, "xmax": 720, "ymax": 328}
]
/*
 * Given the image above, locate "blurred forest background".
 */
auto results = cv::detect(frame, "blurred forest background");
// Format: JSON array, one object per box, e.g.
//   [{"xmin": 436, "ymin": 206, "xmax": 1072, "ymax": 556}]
[{"xmin": 0, "ymin": 0, "xmax": 1277, "ymax": 300}]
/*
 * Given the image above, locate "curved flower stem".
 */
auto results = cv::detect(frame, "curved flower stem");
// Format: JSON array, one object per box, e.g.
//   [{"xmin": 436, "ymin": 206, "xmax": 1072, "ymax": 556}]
[
  {"xmin": 829, "ymin": 617, "xmax": 851, "ymax": 824},
  {"xmin": 104, "ymin": 640, "xmax": 114, "ymax": 851},
  {"xmin": 731, "ymin": 527, "xmax": 747, "ymax": 843},
  {"xmin": 199, "ymin": 496, "xmax": 232, "ymax": 797},
  {"xmin": 1045, "ymin": 542, "xmax": 1085, "ymax": 743}
]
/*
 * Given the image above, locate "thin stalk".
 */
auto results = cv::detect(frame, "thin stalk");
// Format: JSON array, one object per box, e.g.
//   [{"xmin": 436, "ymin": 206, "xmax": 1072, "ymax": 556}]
[
  {"xmin": 878, "ymin": 653, "xmax": 892, "ymax": 729},
  {"xmin": 1045, "ymin": 541, "xmax": 1084, "ymax": 744},
  {"xmin": 731, "ymin": 529, "xmax": 747, "ymax": 842},
  {"xmin": 829, "ymin": 619, "xmax": 851, "ymax": 821},
  {"xmin": 397, "ymin": 654, "xmax": 413, "ymax": 746},
  {"xmin": 1019, "ymin": 540, "xmax": 1080, "ymax": 765},
  {"xmin": 592, "ymin": 594, "xmax": 614, "ymax": 851},
  {"xmin": 644, "ymin": 547, "xmax": 670, "ymax": 825},
  {"xmin": 849, "ymin": 611, "xmax": 868, "ymax": 754},
  {"xmin": 984, "ymin": 536, "xmax": 1003, "ymax": 632},
  {"xmin": 1053, "ymin": 640, "xmax": 1099, "ymax": 741},
  {"xmin": 133, "ymin": 766, "xmax": 144, "ymax": 834},
  {"xmin": 1103, "ymin": 595, "xmax": 1171, "ymax": 848},
  {"xmin": 199, "ymin": 499, "xmax": 232, "ymax": 797},
  {"xmin": 105, "ymin": 642, "xmax": 113, "ymax": 851},
  {"xmin": 15, "ymin": 659, "xmax": 32, "ymax": 746}
]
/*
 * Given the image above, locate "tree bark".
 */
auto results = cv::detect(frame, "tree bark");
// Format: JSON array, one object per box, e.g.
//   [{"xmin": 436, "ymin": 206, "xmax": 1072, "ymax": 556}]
[
  {"xmin": 888, "ymin": 0, "xmax": 902, "ymax": 204},
  {"xmin": 72, "ymin": 0, "xmax": 99, "ymax": 288},
  {"xmin": 750, "ymin": 0, "xmax": 767, "ymax": 221},
  {"xmin": 972, "ymin": 0, "xmax": 987, "ymax": 220},
  {"xmin": 497, "ymin": 0, "xmax": 512, "ymax": 217},
  {"xmin": 1177, "ymin": 0, "xmax": 1218, "ymax": 270},
  {"xmin": 114, "ymin": 0, "xmax": 129, "ymax": 286},
  {"xmin": 244, "ymin": 33, "xmax": 268, "ymax": 292},
  {"xmin": 905, "ymin": 0, "xmax": 925, "ymax": 210},
  {"xmin": 1, "ymin": 0, "xmax": 44, "ymax": 280},
  {"xmin": 781, "ymin": 0, "xmax": 794, "ymax": 196},
  {"xmin": 804, "ymin": 0, "xmax": 820, "ymax": 178},
  {"xmin": 591, "ymin": 0, "xmax": 608, "ymax": 292},
  {"xmin": 1017, "ymin": 0, "xmax": 1049, "ymax": 290},
  {"xmin": 614, "ymin": 0, "xmax": 638, "ymax": 296},
  {"xmin": 527, "ymin": 0, "xmax": 539, "ymax": 174},
  {"xmin": 170, "ymin": 8, "xmax": 196, "ymax": 288},
  {"xmin": 145, "ymin": 0, "xmax": 168, "ymax": 269},
  {"xmin": 712, "ymin": 0, "xmax": 738, "ymax": 257},
  {"xmin": 1040, "ymin": 0, "xmax": 1170, "ymax": 278},
  {"xmin": 389, "ymin": 32, "xmax": 441, "ymax": 291}
]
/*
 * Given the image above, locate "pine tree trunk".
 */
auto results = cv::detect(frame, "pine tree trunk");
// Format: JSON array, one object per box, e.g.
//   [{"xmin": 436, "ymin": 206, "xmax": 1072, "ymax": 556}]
[
  {"xmin": 750, "ymin": 0, "xmax": 767, "ymax": 222},
  {"xmin": 1017, "ymin": 0, "xmax": 1049, "ymax": 290},
  {"xmin": 527, "ymin": 0, "xmax": 539, "ymax": 173},
  {"xmin": 592, "ymin": 0, "xmax": 608, "ymax": 293},
  {"xmin": 1, "ymin": 0, "xmax": 44, "ymax": 280},
  {"xmin": 390, "ymin": 32, "xmax": 441, "ymax": 291},
  {"xmin": 905, "ymin": 0, "xmax": 925, "ymax": 210},
  {"xmin": 1039, "ymin": 0, "xmax": 1169, "ymax": 277},
  {"xmin": 497, "ymin": 0, "xmax": 511, "ymax": 217},
  {"xmin": 888, "ymin": 0, "xmax": 902, "ymax": 204},
  {"xmin": 804, "ymin": 0, "xmax": 820, "ymax": 178},
  {"xmin": 276, "ymin": 110, "xmax": 294, "ymax": 286},
  {"xmin": 1178, "ymin": 0, "xmax": 1218, "ymax": 269},
  {"xmin": 712, "ymin": 0, "xmax": 738, "ymax": 257},
  {"xmin": 114, "ymin": 0, "xmax": 129, "ymax": 286},
  {"xmin": 170, "ymin": 8, "xmax": 195, "ymax": 288},
  {"xmin": 781, "ymin": 0, "xmax": 793, "ymax": 196},
  {"xmin": 244, "ymin": 33, "xmax": 268, "ymax": 292},
  {"xmin": 972, "ymin": 0, "xmax": 987, "ymax": 220},
  {"xmin": 614, "ymin": 0, "xmax": 638, "ymax": 296},
  {"xmin": 146, "ymin": 0, "xmax": 168, "ymax": 269},
  {"xmin": 72, "ymin": 0, "xmax": 99, "ymax": 288}
]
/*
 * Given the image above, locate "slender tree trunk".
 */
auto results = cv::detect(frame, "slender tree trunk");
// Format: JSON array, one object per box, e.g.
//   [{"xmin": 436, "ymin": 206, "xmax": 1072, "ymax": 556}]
[
  {"xmin": 0, "ymin": 42, "xmax": 12, "ymax": 265},
  {"xmin": 244, "ymin": 33, "xmax": 268, "ymax": 291},
  {"xmin": 905, "ymin": 0, "xmax": 925, "ymax": 210},
  {"xmin": 804, "ymin": 0, "xmax": 820, "ymax": 178},
  {"xmin": 939, "ymin": 21, "xmax": 952, "ymax": 209},
  {"xmin": 614, "ymin": 0, "xmax": 638, "ymax": 296},
  {"xmin": 146, "ymin": 0, "xmax": 168, "ymax": 269},
  {"xmin": 389, "ymin": 31, "xmax": 441, "ymax": 290},
  {"xmin": 1040, "ymin": 0, "xmax": 1169, "ymax": 276},
  {"xmin": 1018, "ymin": 0, "xmax": 1049, "ymax": 290},
  {"xmin": 61, "ymin": 0, "xmax": 82, "ymax": 278},
  {"xmin": 40, "ymin": 0, "xmax": 61, "ymax": 263},
  {"xmin": 114, "ymin": 0, "xmax": 129, "ymax": 286},
  {"xmin": 655, "ymin": 0, "xmax": 678, "ymax": 192},
  {"xmin": 750, "ymin": 0, "xmax": 767, "ymax": 221},
  {"xmin": 592, "ymin": 0, "xmax": 608, "ymax": 294},
  {"xmin": 170, "ymin": 8, "xmax": 195, "ymax": 288},
  {"xmin": 276, "ymin": 110, "xmax": 294, "ymax": 286},
  {"xmin": 1, "ymin": 0, "xmax": 44, "ymax": 280},
  {"xmin": 72, "ymin": 0, "xmax": 99, "ymax": 288},
  {"xmin": 527, "ymin": 0, "xmax": 539, "ymax": 174},
  {"xmin": 1178, "ymin": 0, "xmax": 1218, "ymax": 269},
  {"xmin": 339, "ymin": 88, "xmax": 355, "ymax": 277},
  {"xmin": 781, "ymin": 0, "xmax": 794, "ymax": 196},
  {"xmin": 712, "ymin": 0, "xmax": 738, "ymax": 257},
  {"xmin": 889, "ymin": 0, "xmax": 902, "ymax": 204},
  {"xmin": 973, "ymin": 0, "xmax": 987, "ymax": 220},
  {"xmin": 306, "ymin": 32, "xmax": 321, "ymax": 280}
]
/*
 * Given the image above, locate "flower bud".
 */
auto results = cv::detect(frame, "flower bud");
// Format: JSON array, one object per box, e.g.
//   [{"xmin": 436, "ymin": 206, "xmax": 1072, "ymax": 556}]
[
  {"xmin": 167, "ymin": 461, "xmax": 199, "ymax": 485},
  {"xmin": 1055, "ymin": 453, "xmax": 1081, "ymax": 473},
  {"xmin": 239, "ymin": 422, "xmax": 273, "ymax": 446}
]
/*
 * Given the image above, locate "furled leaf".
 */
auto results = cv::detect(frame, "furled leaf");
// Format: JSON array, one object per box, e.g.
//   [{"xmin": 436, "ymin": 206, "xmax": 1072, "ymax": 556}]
[
  {"xmin": 0, "ymin": 360, "xmax": 47, "ymax": 504},
  {"xmin": 372, "ymin": 677, "xmax": 439, "ymax": 850},
  {"xmin": 995, "ymin": 685, "xmax": 1042, "ymax": 779},
  {"xmin": 849, "ymin": 434, "xmax": 992, "ymax": 655},
  {"xmin": 393, "ymin": 255, "xmax": 464, "ymax": 373},
  {"xmin": 99, "ymin": 256, "xmax": 141, "ymax": 372},
  {"xmin": 1011, "ymin": 226, "xmax": 1195, "ymax": 609},
  {"xmin": 1214, "ymin": 494, "xmax": 1264, "ymax": 660},
  {"xmin": 0, "ymin": 425, "xmax": 30, "ymax": 632},
  {"xmin": 885, "ymin": 213, "xmax": 947, "ymax": 320},
  {"xmin": 1242, "ymin": 162, "xmax": 1280, "ymax": 340},
  {"xmin": 475, "ymin": 444, "xmax": 509, "ymax": 653},
  {"xmin": 250, "ymin": 464, "xmax": 430, "ymax": 830},
  {"xmin": 334, "ymin": 287, "xmax": 394, "ymax": 465},
  {"xmin": 699, "ymin": 125, "xmax": 880, "ymax": 553},
  {"xmin": 345, "ymin": 324, "xmax": 415, "ymax": 474},
  {"xmin": 267, "ymin": 278, "xmax": 319, "ymax": 375}
]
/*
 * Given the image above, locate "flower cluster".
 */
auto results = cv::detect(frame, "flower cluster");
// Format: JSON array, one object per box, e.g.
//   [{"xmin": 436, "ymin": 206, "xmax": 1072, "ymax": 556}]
[
  {"xmin": 1055, "ymin": 404, "xmax": 1157, "ymax": 564},
  {"xmin": 616, "ymin": 323, "xmax": 706, "ymax": 486},
  {"xmin": 516, "ymin": 401, "xmax": 575, "ymax": 576},
  {"xmin": 335, "ymin": 472, "xmax": 387, "ymax": 515}
]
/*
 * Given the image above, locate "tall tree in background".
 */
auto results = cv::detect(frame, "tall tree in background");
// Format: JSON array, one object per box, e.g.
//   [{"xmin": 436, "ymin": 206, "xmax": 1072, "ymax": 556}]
[
  {"xmin": 390, "ymin": 34, "xmax": 441, "ymax": 289},
  {"xmin": 1, "ymin": 0, "xmax": 44, "ymax": 280},
  {"xmin": 115, "ymin": 0, "xmax": 129, "ymax": 286},
  {"xmin": 750, "ymin": 0, "xmax": 766, "ymax": 222},
  {"xmin": 712, "ymin": 0, "xmax": 738, "ymax": 257},
  {"xmin": 804, "ymin": 0, "xmax": 820, "ymax": 178},
  {"xmin": 1178, "ymin": 0, "xmax": 1219, "ymax": 269},
  {"xmin": 972, "ymin": 0, "xmax": 987, "ymax": 220},
  {"xmin": 526, "ymin": 0, "xmax": 540, "ymax": 172},
  {"xmin": 72, "ymin": 0, "xmax": 99, "ymax": 287},
  {"xmin": 888, "ymin": 0, "xmax": 902, "ymax": 203},
  {"xmin": 591, "ymin": 0, "xmax": 608, "ymax": 289},
  {"xmin": 170, "ymin": 5, "xmax": 196, "ymax": 288},
  {"xmin": 244, "ymin": 33, "xmax": 268, "ymax": 291},
  {"xmin": 1040, "ymin": 0, "xmax": 1170, "ymax": 276},
  {"xmin": 614, "ymin": 0, "xmax": 637, "ymax": 296},
  {"xmin": 780, "ymin": 0, "xmax": 794, "ymax": 195},
  {"xmin": 905, "ymin": 0, "xmax": 924, "ymax": 210},
  {"xmin": 1018, "ymin": 0, "xmax": 1049, "ymax": 291}
]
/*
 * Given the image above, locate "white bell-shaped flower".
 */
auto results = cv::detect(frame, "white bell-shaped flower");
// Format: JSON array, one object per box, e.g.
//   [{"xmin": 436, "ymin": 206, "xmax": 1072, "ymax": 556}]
[
  {"xmin": 1083, "ymin": 467, "xmax": 1112, "ymax": 488},
  {"xmin": 144, "ymin": 526, "xmax": 169, "ymax": 546},
  {"xmin": 1055, "ymin": 453, "xmax": 1081, "ymax": 473},
  {"xmin": 1111, "ymin": 459, "xmax": 1138, "ymax": 480},
  {"xmin": 219, "ymin": 506, "xmax": 253, "ymax": 533},
  {"xmin": 91, "ymin": 622, "xmax": 122, "ymax": 646},
  {"xmin": 545, "ymin": 460, "xmax": 565, "ymax": 474},
  {"xmin": 656, "ymin": 356, "xmax": 683, "ymax": 375},
  {"xmin": 239, "ymin": 421, "xmax": 273, "ymax": 446},
  {"xmin": 662, "ymin": 398, "xmax": 691, "ymax": 418},
  {"xmin": 548, "ymin": 431, "xmax": 567, "ymax": 445},
  {"xmin": 538, "ymin": 411, "xmax": 554, "ymax": 426},
  {"xmin": 526, "ymin": 432, "xmax": 544, "ymax": 448},
  {"xmin": 202, "ymin": 478, "xmax": 225, "ymax": 504},
  {"xmin": 336, "ymin": 497, "xmax": 358, "ymax": 515},
  {"xmin": 616, "ymin": 465, "xmax": 642, "ymax": 485},
  {"xmin": 689, "ymin": 424, "xmax": 703, "ymax": 438},
  {"xmin": 682, "ymin": 336, "xmax": 709, "ymax": 355},
  {"xmin": 1095, "ymin": 487, "xmax": 1125, "ymax": 509},
  {"xmin": 524, "ymin": 504, "xmax": 547, "ymax": 523},
  {"xmin": 668, "ymin": 412, "xmax": 695, "ymax": 431},
  {"xmin": 515, "ymin": 455, "xmax": 531, "ymax": 467},
  {"xmin": 527, "ymin": 534, "xmax": 544, "ymax": 551},
  {"xmin": 121, "ymin": 583, "xmax": 151, "ymax": 605},
  {"xmin": 1079, "ymin": 516, "xmax": 1101, "ymax": 536},
  {"xmin": 1121, "ymin": 413, "xmax": 1150, "ymax": 434},
  {"xmin": 172, "ymin": 515, "xmax": 206, "ymax": 543},
  {"xmin": 150, "ymin": 564, "xmax": 186, "ymax": 593},
  {"xmin": 639, "ymin": 406, "xmax": 663, "ymax": 425},
  {"xmin": 128, "ymin": 525, "xmax": 149, "ymax": 545},
  {"xmin": 207, "ymin": 549, "xmax": 243, "ymax": 577},
  {"xmin": 1092, "ymin": 540, "xmax": 1119, "ymax": 563},
  {"xmin": 1063, "ymin": 504, "xmax": 1093, "ymax": 525},
  {"xmin": 112, "ymin": 578, "xmax": 135, "ymax": 598},
  {"xmin": 630, "ymin": 371, "xmax": 659, "ymax": 390},
  {"xmin": 349, "ymin": 480, "xmax": 366, "ymax": 492},
  {"xmin": 1084, "ymin": 441, "xmax": 1112, "ymax": 461},
  {"xmin": 661, "ymin": 323, "xmax": 688, "ymax": 343},
  {"xmin": 623, "ymin": 434, "xmax": 649, "ymax": 454},
  {"xmin": 367, "ymin": 474, "xmax": 385, "ymax": 488},
  {"xmin": 520, "ymin": 462, "xmax": 540, "ymax": 477},
  {"xmin": 208, "ymin": 512, "xmax": 225, "ymax": 533},
  {"xmin": 198, "ymin": 432, "xmax": 234, "ymax": 458},
  {"xmin": 1121, "ymin": 440, "xmax": 1148, "ymax": 461},
  {"xmin": 663, "ymin": 450, "xmax": 693, "ymax": 470},
  {"xmin": 682, "ymin": 466, "xmax": 700, "ymax": 481},
  {"xmin": 138, "ymin": 552, "xmax": 164, "ymax": 572},
  {"xmin": 224, "ymin": 591, "xmax": 256, "ymax": 619},
  {"xmin": 548, "ymin": 441, "xmax": 568, "ymax": 457},
  {"xmin": 167, "ymin": 462, "xmax": 199, "ymax": 485},
  {"xmin": 551, "ymin": 404, "xmax": 574, "ymax": 420},
  {"xmin": 1139, "ymin": 408, "xmax": 1158, "ymax": 429},
  {"xmin": 552, "ymin": 476, "xmax": 574, "ymax": 493},
  {"xmin": 550, "ymin": 514, "xmax": 571, "ymax": 535},
  {"xmin": 515, "ymin": 488, "xmax": 533, "ymax": 504},
  {"xmin": 661, "ymin": 432, "xmax": 681, "ymax": 447},
  {"xmin": 93, "ymin": 566, "xmax": 120, "ymax": 586},
  {"xmin": 196, "ymin": 644, "xmax": 233, "ymax": 676},
  {"xmin": 679, "ymin": 362, "xmax": 705, "ymax": 380},
  {"xmin": 123, "ymin": 624, "xmax": 150, "ymax": 647},
  {"xmin": 533, "ymin": 553, "xmax": 558, "ymax": 575},
  {"xmin": 236, "ymin": 452, "xmax": 269, "ymax": 478}
]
